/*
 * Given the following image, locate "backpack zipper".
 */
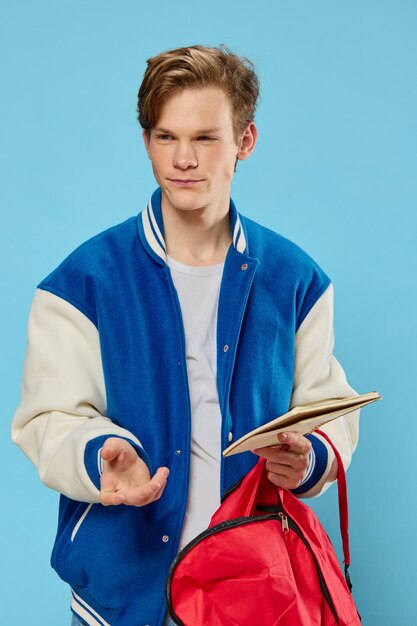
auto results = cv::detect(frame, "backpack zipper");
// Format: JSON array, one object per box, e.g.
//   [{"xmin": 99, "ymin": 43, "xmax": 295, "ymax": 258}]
[
  {"xmin": 257, "ymin": 503, "xmax": 340, "ymax": 625},
  {"xmin": 278, "ymin": 511, "xmax": 289, "ymax": 533}
]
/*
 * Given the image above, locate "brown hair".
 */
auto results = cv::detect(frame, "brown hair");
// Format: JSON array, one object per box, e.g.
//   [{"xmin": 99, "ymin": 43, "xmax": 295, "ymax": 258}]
[{"xmin": 137, "ymin": 45, "xmax": 260, "ymax": 141}]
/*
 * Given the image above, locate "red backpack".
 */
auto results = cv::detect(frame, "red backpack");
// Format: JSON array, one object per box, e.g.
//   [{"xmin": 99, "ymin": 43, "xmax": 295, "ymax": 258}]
[{"xmin": 166, "ymin": 430, "xmax": 361, "ymax": 626}]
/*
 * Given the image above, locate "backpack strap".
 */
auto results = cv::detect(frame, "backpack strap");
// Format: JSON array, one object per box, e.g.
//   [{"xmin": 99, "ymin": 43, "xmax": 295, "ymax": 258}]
[{"xmin": 315, "ymin": 429, "xmax": 352, "ymax": 591}]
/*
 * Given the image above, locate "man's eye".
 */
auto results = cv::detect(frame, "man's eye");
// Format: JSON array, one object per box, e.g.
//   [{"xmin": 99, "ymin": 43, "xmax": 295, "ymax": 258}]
[
  {"xmin": 197, "ymin": 136, "xmax": 217, "ymax": 142},
  {"xmin": 155, "ymin": 134, "xmax": 173, "ymax": 141}
]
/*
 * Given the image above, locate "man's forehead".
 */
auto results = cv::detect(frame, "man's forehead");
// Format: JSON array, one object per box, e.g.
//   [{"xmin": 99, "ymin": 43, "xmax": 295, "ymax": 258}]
[{"xmin": 154, "ymin": 87, "xmax": 234, "ymax": 132}]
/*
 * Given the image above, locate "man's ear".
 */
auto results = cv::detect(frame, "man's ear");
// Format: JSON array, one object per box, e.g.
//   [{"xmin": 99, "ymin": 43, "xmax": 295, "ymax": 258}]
[
  {"xmin": 236, "ymin": 122, "xmax": 258, "ymax": 161},
  {"xmin": 142, "ymin": 129, "xmax": 151, "ymax": 157}
]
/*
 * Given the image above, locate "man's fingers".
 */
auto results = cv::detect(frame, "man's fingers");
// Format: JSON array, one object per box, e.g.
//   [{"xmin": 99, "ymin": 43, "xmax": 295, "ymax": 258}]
[
  {"xmin": 151, "ymin": 467, "xmax": 170, "ymax": 490},
  {"xmin": 100, "ymin": 490, "xmax": 127, "ymax": 507},
  {"xmin": 277, "ymin": 432, "xmax": 312, "ymax": 454},
  {"xmin": 253, "ymin": 447, "xmax": 306, "ymax": 464},
  {"xmin": 101, "ymin": 439, "xmax": 148, "ymax": 475},
  {"xmin": 265, "ymin": 455, "xmax": 309, "ymax": 474},
  {"xmin": 252, "ymin": 433, "xmax": 311, "ymax": 490},
  {"xmin": 266, "ymin": 470, "xmax": 303, "ymax": 490},
  {"xmin": 101, "ymin": 438, "xmax": 125, "ymax": 462},
  {"xmin": 131, "ymin": 467, "xmax": 170, "ymax": 505},
  {"xmin": 264, "ymin": 458, "xmax": 307, "ymax": 490},
  {"xmin": 266, "ymin": 458, "xmax": 308, "ymax": 479},
  {"xmin": 253, "ymin": 433, "xmax": 311, "ymax": 459},
  {"xmin": 100, "ymin": 466, "xmax": 170, "ymax": 507}
]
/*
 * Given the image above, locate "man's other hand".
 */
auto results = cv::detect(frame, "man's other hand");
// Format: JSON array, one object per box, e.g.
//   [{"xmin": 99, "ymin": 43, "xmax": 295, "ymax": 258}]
[
  {"xmin": 253, "ymin": 431, "xmax": 312, "ymax": 490},
  {"xmin": 99, "ymin": 437, "xmax": 169, "ymax": 506}
]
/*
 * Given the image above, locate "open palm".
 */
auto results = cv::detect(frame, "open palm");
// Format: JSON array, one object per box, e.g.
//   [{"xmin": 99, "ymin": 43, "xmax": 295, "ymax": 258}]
[{"xmin": 100, "ymin": 437, "xmax": 169, "ymax": 506}]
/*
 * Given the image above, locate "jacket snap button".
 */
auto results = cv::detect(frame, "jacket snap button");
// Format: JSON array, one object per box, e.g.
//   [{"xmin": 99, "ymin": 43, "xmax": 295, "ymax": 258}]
[
  {"xmin": 162, "ymin": 535, "xmax": 169, "ymax": 543},
  {"xmin": 223, "ymin": 344, "xmax": 229, "ymax": 352},
  {"xmin": 241, "ymin": 263, "xmax": 248, "ymax": 271},
  {"xmin": 228, "ymin": 431, "xmax": 233, "ymax": 442},
  {"xmin": 175, "ymin": 449, "xmax": 181, "ymax": 455}
]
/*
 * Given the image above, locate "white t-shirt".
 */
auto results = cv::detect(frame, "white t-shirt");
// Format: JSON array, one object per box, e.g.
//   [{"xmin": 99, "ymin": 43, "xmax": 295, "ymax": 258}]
[{"xmin": 166, "ymin": 254, "xmax": 224, "ymax": 549}]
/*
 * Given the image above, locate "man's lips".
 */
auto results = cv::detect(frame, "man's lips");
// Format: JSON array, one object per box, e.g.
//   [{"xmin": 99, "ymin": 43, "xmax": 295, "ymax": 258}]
[{"xmin": 168, "ymin": 178, "xmax": 204, "ymax": 186}]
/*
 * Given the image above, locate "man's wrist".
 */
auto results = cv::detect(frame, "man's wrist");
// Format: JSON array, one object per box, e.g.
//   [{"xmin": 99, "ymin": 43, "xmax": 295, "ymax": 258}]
[{"xmin": 290, "ymin": 434, "xmax": 328, "ymax": 495}]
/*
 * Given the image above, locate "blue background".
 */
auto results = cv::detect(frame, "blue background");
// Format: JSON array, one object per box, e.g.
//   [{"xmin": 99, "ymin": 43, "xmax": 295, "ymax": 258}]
[{"xmin": 1, "ymin": 1, "xmax": 416, "ymax": 624}]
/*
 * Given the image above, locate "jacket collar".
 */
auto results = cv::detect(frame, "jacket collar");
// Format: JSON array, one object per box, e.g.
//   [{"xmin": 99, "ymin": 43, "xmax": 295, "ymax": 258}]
[{"xmin": 138, "ymin": 187, "xmax": 249, "ymax": 266}]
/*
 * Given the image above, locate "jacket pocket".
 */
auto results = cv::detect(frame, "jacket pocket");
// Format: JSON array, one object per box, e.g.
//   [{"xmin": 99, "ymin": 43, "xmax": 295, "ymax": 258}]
[
  {"xmin": 71, "ymin": 503, "xmax": 94, "ymax": 542},
  {"xmin": 52, "ymin": 497, "xmax": 155, "ymax": 610}
]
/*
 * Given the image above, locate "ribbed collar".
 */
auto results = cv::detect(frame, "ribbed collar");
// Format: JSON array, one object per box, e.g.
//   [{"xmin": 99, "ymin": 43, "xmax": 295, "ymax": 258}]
[{"xmin": 139, "ymin": 187, "xmax": 249, "ymax": 266}]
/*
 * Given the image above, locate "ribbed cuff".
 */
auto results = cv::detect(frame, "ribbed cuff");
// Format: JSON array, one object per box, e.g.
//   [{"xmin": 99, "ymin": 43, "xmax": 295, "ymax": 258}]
[
  {"xmin": 290, "ymin": 433, "xmax": 328, "ymax": 495},
  {"xmin": 84, "ymin": 435, "xmax": 153, "ymax": 491}
]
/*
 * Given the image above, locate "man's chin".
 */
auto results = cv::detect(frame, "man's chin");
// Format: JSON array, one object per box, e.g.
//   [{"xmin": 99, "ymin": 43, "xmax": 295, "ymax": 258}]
[{"xmin": 162, "ymin": 187, "xmax": 206, "ymax": 212}]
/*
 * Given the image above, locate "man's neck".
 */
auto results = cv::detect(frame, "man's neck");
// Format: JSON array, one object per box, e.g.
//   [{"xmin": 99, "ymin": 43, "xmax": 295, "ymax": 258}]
[{"xmin": 161, "ymin": 193, "xmax": 232, "ymax": 266}]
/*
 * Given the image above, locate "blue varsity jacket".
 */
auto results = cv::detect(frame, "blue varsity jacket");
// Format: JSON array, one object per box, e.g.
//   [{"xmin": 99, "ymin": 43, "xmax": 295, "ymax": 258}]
[{"xmin": 15, "ymin": 187, "xmax": 350, "ymax": 626}]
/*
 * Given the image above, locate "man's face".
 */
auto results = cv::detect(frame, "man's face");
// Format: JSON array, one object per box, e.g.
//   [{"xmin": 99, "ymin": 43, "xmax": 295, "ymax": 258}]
[{"xmin": 143, "ymin": 87, "xmax": 255, "ymax": 214}]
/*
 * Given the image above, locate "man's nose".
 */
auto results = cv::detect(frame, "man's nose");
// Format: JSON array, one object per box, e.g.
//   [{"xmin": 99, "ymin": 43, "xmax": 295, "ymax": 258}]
[{"xmin": 173, "ymin": 141, "xmax": 198, "ymax": 169}]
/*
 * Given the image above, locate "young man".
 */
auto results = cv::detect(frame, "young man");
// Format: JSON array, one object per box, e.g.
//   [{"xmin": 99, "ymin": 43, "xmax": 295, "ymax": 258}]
[{"xmin": 12, "ymin": 45, "xmax": 359, "ymax": 626}]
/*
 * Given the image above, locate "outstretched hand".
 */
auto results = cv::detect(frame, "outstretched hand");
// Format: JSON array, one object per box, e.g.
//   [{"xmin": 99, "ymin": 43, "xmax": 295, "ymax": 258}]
[
  {"xmin": 99, "ymin": 437, "xmax": 169, "ymax": 506},
  {"xmin": 253, "ymin": 431, "xmax": 312, "ymax": 490}
]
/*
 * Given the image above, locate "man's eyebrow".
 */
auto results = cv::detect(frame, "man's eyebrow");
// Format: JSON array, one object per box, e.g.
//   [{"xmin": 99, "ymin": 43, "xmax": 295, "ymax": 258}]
[{"xmin": 153, "ymin": 127, "xmax": 223, "ymax": 134}]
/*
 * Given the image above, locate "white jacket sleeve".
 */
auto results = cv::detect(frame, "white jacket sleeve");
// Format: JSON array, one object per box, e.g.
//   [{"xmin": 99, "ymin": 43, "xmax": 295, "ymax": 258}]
[
  {"xmin": 11, "ymin": 288, "xmax": 146, "ymax": 503},
  {"xmin": 290, "ymin": 283, "xmax": 360, "ymax": 498}
]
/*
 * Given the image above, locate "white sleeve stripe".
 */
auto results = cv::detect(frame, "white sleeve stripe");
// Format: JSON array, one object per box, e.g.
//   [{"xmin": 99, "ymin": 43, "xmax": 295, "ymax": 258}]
[
  {"xmin": 97, "ymin": 447, "xmax": 103, "ymax": 476},
  {"xmin": 71, "ymin": 590, "xmax": 110, "ymax": 626},
  {"xmin": 298, "ymin": 447, "xmax": 316, "ymax": 486}
]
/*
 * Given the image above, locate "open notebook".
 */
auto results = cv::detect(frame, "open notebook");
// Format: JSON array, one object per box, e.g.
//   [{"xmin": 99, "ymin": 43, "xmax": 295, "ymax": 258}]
[{"xmin": 223, "ymin": 391, "xmax": 381, "ymax": 457}]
